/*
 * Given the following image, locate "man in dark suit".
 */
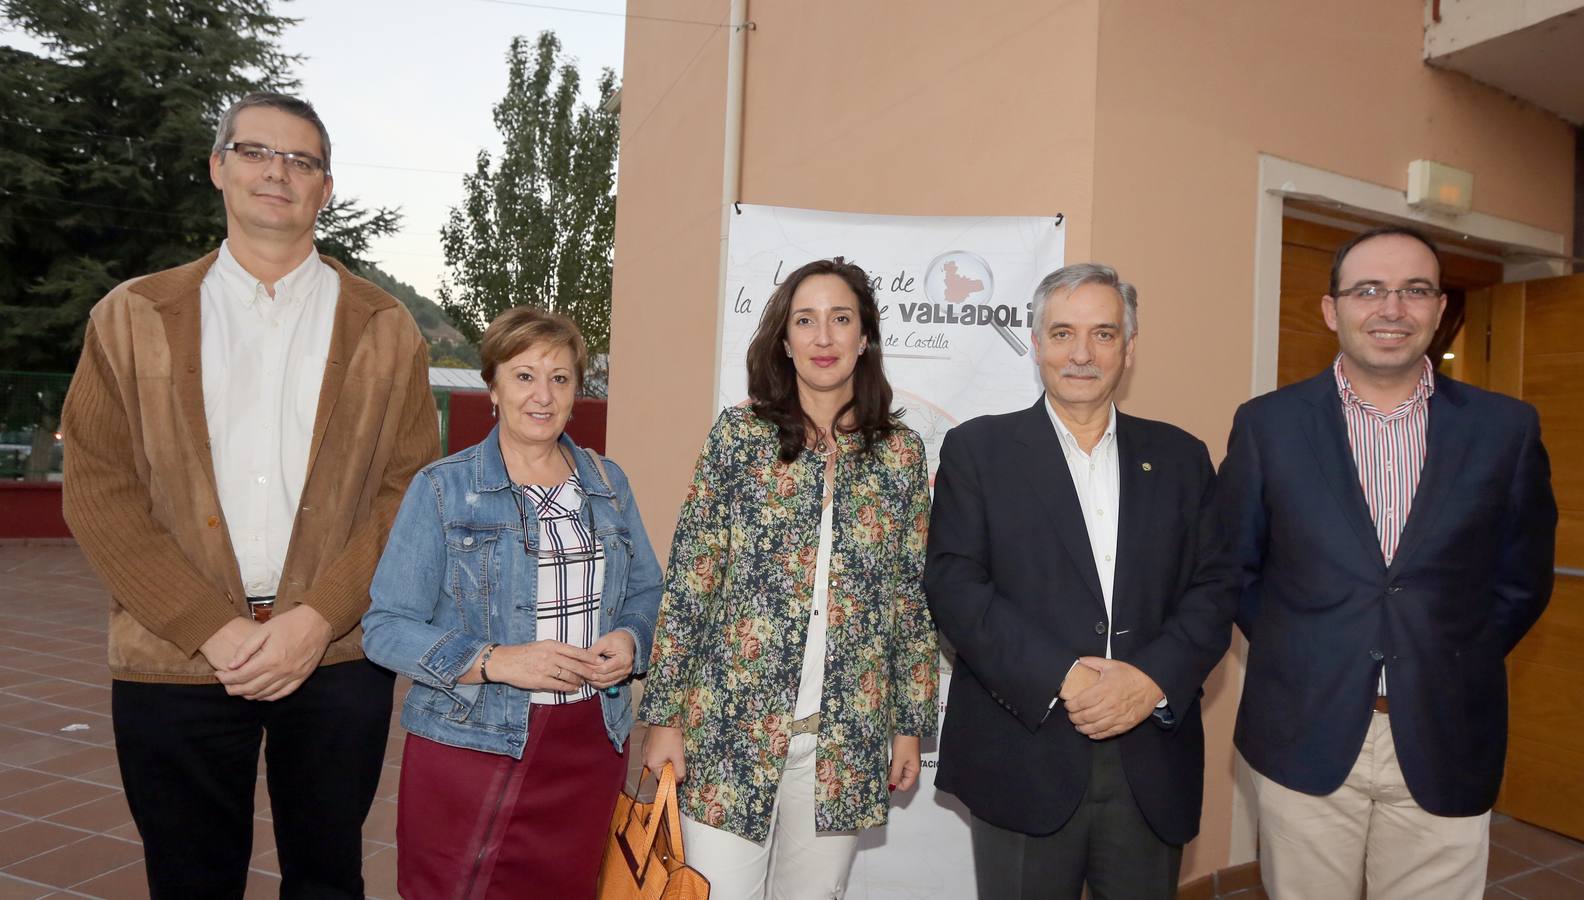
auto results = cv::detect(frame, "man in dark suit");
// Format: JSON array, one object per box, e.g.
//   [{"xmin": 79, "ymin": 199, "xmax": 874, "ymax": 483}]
[
  {"xmin": 926, "ymin": 262, "xmax": 1239, "ymax": 899},
  {"xmin": 1219, "ymin": 225, "xmax": 1556, "ymax": 899}
]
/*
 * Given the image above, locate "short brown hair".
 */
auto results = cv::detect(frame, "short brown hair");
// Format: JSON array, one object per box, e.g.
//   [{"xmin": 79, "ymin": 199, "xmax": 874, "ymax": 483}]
[
  {"xmin": 213, "ymin": 91, "xmax": 333, "ymax": 174},
  {"xmin": 479, "ymin": 307, "xmax": 589, "ymax": 391},
  {"xmin": 1329, "ymin": 225, "xmax": 1442, "ymax": 297}
]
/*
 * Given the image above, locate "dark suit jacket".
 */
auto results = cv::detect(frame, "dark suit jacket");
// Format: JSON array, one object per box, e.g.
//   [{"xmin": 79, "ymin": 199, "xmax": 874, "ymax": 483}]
[
  {"xmin": 925, "ymin": 400, "xmax": 1238, "ymax": 844},
  {"xmin": 1220, "ymin": 369, "xmax": 1556, "ymax": 817}
]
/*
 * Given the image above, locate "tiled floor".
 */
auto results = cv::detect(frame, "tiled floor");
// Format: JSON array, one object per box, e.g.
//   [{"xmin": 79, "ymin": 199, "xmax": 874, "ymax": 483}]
[
  {"xmin": 0, "ymin": 542, "xmax": 405, "ymax": 899},
  {"xmin": 3, "ymin": 541, "xmax": 1583, "ymax": 899}
]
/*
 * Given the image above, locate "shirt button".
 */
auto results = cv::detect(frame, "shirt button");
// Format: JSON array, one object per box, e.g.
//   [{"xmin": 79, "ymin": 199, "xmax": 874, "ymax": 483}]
[
  {"xmin": 256, "ymin": 476, "xmax": 267, "ymax": 485},
  {"xmin": 463, "ymin": 536, "xmax": 474, "ymax": 546},
  {"xmin": 1096, "ymin": 509, "xmax": 1105, "ymax": 517},
  {"xmin": 1094, "ymin": 621, "xmax": 1107, "ymax": 635},
  {"xmin": 1370, "ymin": 649, "xmax": 1385, "ymax": 661}
]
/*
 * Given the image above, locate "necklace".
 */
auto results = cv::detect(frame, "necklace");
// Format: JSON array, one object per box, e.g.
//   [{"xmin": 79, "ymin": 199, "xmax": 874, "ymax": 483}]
[{"xmin": 811, "ymin": 427, "xmax": 837, "ymax": 458}]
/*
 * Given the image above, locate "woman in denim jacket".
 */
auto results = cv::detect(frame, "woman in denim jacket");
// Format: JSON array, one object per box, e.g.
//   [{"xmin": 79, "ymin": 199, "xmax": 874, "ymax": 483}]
[{"xmin": 363, "ymin": 307, "xmax": 662, "ymax": 900}]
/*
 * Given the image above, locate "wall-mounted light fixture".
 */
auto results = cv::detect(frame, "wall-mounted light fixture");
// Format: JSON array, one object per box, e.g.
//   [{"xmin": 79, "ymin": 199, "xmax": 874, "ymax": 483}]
[{"xmin": 1408, "ymin": 160, "xmax": 1474, "ymax": 216}]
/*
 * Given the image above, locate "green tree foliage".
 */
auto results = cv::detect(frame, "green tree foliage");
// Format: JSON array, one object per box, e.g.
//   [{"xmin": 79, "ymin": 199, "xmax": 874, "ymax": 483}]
[
  {"xmin": 439, "ymin": 31, "xmax": 619, "ymax": 353},
  {"xmin": 0, "ymin": 0, "xmax": 400, "ymax": 372},
  {"xmin": 357, "ymin": 262, "xmax": 480, "ymax": 368}
]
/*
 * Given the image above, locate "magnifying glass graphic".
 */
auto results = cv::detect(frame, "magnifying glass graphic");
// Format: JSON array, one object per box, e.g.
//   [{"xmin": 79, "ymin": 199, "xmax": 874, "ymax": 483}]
[{"xmin": 924, "ymin": 251, "xmax": 1027, "ymax": 357}]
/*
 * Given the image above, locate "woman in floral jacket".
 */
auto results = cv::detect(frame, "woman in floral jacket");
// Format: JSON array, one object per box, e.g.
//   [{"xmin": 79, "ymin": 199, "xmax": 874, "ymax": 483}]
[{"xmin": 640, "ymin": 257, "xmax": 939, "ymax": 899}]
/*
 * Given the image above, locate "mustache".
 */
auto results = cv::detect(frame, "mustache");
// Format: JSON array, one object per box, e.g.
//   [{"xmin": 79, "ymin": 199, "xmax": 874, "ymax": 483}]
[{"xmin": 1060, "ymin": 363, "xmax": 1103, "ymax": 378}]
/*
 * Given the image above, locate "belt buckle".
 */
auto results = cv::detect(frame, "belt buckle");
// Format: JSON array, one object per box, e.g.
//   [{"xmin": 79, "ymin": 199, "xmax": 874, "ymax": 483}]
[
  {"xmin": 247, "ymin": 598, "xmax": 276, "ymax": 623},
  {"xmin": 790, "ymin": 712, "xmax": 821, "ymax": 736}
]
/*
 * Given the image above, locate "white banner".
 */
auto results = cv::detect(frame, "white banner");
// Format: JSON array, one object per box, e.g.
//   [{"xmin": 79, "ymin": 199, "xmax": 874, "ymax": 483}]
[{"xmin": 718, "ymin": 204, "xmax": 1066, "ymax": 899}]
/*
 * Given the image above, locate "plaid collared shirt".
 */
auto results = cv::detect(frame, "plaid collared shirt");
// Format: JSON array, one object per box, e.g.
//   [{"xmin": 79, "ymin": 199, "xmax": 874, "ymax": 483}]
[
  {"xmin": 520, "ymin": 472, "xmax": 604, "ymax": 705},
  {"xmin": 1334, "ymin": 354, "xmax": 1435, "ymax": 565}
]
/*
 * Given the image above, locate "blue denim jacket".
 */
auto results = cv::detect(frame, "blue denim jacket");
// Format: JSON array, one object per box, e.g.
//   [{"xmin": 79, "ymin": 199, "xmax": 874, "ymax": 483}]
[{"xmin": 362, "ymin": 426, "xmax": 663, "ymax": 756}]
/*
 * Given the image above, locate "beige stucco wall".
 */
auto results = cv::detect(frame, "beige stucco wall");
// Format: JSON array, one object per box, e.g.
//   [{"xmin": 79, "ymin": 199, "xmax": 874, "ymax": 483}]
[
  {"xmin": 609, "ymin": 0, "xmax": 1576, "ymax": 884},
  {"xmin": 608, "ymin": 0, "xmax": 734, "ymax": 536}
]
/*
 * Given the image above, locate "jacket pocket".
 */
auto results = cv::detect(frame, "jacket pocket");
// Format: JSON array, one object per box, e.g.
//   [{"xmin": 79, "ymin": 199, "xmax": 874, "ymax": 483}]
[
  {"xmin": 446, "ymin": 525, "xmax": 500, "ymax": 634},
  {"xmin": 600, "ymin": 529, "xmax": 633, "ymax": 611},
  {"xmin": 410, "ymin": 681, "xmax": 479, "ymax": 724}
]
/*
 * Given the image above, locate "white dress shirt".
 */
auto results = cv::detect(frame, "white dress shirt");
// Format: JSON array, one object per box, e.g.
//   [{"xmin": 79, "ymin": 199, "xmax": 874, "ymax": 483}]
[
  {"xmin": 1046, "ymin": 397, "xmax": 1120, "ymax": 659},
  {"xmin": 793, "ymin": 501, "xmax": 835, "ymax": 720},
  {"xmin": 200, "ymin": 241, "xmax": 339, "ymax": 597}
]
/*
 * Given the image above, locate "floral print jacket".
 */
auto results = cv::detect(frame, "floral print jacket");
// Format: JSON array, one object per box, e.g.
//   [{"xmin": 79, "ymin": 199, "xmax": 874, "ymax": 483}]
[{"xmin": 638, "ymin": 408, "xmax": 939, "ymax": 842}]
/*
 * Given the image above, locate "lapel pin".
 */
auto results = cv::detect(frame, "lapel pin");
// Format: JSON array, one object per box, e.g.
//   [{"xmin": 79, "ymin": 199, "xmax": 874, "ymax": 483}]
[{"xmin": 1142, "ymin": 462, "xmax": 1152, "ymax": 472}]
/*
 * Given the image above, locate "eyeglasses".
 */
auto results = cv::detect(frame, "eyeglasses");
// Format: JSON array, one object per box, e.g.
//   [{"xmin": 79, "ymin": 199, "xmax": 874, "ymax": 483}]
[
  {"xmin": 1334, "ymin": 284, "xmax": 1444, "ymax": 303},
  {"xmin": 221, "ymin": 141, "xmax": 327, "ymax": 177},
  {"xmin": 509, "ymin": 483, "xmax": 600, "ymax": 564}
]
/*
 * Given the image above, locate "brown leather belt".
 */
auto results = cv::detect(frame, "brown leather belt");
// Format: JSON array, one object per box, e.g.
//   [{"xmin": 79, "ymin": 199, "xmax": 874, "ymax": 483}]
[
  {"xmin": 790, "ymin": 712, "xmax": 821, "ymax": 736},
  {"xmin": 247, "ymin": 597, "xmax": 276, "ymax": 623},
  {"xmin": 1373, "ymin": 695, "xmax": 1390, "ymax": 714}
]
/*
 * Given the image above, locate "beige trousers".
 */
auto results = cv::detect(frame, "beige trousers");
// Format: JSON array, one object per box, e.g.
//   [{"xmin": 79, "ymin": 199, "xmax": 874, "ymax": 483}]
[
  {"xmin": 679, "ymin": 733, "xmax": 860, "ymax": 900},
  {"xmin": 1251, "ymin": 711, "xmax": 1489, "ymax": 900}
]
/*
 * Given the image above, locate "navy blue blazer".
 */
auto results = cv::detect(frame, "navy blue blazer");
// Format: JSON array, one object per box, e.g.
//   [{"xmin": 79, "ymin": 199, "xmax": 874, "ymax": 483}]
[
  {"xmin": 925, "ymin": 400, "xmax": 1239, "ymax": 844},
  {"xmin": 1219, "ymin": 368, "xmax": 1556, "ymax": 817}
]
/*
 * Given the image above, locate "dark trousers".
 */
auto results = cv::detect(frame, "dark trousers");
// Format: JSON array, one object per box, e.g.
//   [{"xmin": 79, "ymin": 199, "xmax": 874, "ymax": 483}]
[
  {"xmin": 112, "ymin": 659, "xmax": 395, "ymax": 900},
  {"xmin": 970, "ymin": 740, "xmax": 1183, "ymax": 900}
]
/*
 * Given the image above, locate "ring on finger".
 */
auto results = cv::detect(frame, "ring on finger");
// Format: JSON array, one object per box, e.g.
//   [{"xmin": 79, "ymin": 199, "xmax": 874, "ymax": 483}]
[{"xmin": 555, "ymin": 666, "xmax": 564, "ymax": 680}]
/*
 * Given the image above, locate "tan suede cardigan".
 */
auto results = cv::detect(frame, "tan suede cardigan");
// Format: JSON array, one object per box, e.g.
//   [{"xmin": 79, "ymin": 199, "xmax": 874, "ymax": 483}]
[{"xmin": 61, "ymin": 250, "xmax": 441, "ymax": 684}]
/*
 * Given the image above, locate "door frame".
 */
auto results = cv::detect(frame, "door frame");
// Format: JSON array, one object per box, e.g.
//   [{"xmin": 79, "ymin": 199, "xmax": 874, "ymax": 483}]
[{"xmin": 1251, "ymin": 154, "xmax": 1568, "ymax": 395}]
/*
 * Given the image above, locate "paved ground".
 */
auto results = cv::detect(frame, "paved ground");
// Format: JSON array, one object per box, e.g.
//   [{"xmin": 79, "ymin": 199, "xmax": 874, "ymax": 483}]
[
  {"xmin": 2, "ymin": 541, "xmax": 1582, "ymax": 899},
  {"xmin": 0, "ymin": 542, "xmax": 400, "ymax": 899}
]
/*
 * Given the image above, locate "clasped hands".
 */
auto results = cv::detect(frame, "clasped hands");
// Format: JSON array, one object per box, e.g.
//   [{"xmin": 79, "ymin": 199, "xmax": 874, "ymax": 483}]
[
  {"xmin": 460, "ymin": 630, "xmax": 637, "ymax": 693},
  {"xmin": 1059, "ymin": 656, "xmax": 1164, "ymax": 741},
  {"xmin": 200, "ymin": 606, "xmax": 335, "ymax": 702}
]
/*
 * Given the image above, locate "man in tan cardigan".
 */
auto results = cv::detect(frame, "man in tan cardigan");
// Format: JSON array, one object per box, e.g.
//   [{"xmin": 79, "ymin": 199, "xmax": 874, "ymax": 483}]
[{"xmin": 61, "ymin": 92, "xmax": 439, "ymax": 898}]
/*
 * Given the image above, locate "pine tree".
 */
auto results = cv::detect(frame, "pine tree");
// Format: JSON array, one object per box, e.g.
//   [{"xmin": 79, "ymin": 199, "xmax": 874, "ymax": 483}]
[
  {"xmin": 0, "ymin": 0, "xmax": 400, "ymax": 372},
  {"xmin": 438, "ymin": 31, "xmax": 619, "ymax": 354}
]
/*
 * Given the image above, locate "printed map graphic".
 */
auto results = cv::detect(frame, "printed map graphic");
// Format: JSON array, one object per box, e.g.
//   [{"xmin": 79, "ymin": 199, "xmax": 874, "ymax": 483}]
[{"xmin": 940, "ymin": 260, "xmax": 985, "ymax": 303}]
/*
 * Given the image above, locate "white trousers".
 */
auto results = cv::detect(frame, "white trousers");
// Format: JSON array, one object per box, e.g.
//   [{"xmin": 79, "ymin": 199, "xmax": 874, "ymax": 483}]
[
  {"xmin": 1252, "ymin": 711, "xmax": 1489, "ymax": 900},
  {"xmin": 680, "ymin": 733, "xmax": 860, "ymax": 900}
]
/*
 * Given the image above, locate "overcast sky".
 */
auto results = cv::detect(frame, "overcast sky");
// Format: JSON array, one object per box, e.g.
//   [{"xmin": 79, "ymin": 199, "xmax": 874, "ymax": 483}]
[
  {"xmin": 286, "ymin": 0, "xmax": 627, "ymax": 299},
  {"xmin": 3, "ymin": 0, "xmax": 629, "ymax": 300}
]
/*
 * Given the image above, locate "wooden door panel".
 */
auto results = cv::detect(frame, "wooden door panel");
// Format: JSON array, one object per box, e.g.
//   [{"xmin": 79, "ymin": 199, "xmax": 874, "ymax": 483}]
[
  {"xmin": 1278, "ymin": 235, "xmax": 1336, "ymax": 387},
  {"xmin": 1508, "ymin": 577, "xmax": 1584, "ymax": 672},
  {"xmin": 1499, "ymin": 734, "xmax": 1584, "ymax": 840},
  {"xmin": 1522, "ymin": 275, "xmax": 1584, "ymax": 356},
  {"xmin": 1497, "ymin": 271, "xmax": 1584, "ymax": 838}
]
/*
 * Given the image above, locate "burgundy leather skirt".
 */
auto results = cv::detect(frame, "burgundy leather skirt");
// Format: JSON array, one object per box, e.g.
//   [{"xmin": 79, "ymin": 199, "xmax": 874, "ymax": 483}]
[{"xmin": 395, "ymin": 697, "xmax": 628, "ymax": 900}]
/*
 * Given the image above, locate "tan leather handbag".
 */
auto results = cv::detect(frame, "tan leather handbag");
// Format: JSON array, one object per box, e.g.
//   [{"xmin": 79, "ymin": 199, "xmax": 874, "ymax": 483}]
[{"xmin": 597, "ymin": 764, "xmax": 710, "ymax": 900}]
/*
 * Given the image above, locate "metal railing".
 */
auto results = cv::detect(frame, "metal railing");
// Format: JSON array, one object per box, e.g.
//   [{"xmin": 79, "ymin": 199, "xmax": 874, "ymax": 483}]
[
  {"xmin": 0, "ymin": 371, "xmax": 70, "ymax": 481},
  {"xmin": 1, "ymin": 371, "xmax": 460, "ymax": 480}
]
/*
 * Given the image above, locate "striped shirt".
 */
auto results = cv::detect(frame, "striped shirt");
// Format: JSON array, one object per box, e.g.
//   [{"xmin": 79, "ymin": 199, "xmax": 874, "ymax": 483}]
[
  {"xmin": 1334, "ymin": 354, "xmax": 1434, "ymax": 699},
  {"xmin": 1333, "ymin": 354, "xmax": 1435, "ymax": 566},
  {"xmin": 519, "ymin": 472, "xmax": 605, "ymax": 705}
]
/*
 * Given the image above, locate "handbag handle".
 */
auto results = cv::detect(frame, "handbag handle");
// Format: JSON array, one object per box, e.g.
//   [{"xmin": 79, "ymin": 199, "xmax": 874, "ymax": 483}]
[{"xmin": 622, "ymin": 763, "xmax": 682, "ymax": 869}]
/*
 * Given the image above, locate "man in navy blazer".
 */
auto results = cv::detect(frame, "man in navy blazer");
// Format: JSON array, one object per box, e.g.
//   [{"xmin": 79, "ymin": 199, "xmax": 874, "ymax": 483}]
[
  {"xmin": 926, "ymin": 263, "xmax": 1238, "ymax": 899},
  {"xmin": 1219, "ymin": 226, "xmax": 1556, "ymax": 899}
]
